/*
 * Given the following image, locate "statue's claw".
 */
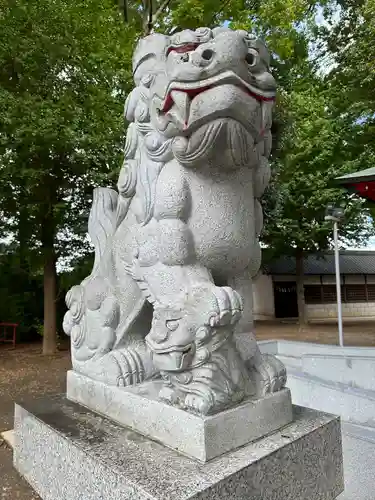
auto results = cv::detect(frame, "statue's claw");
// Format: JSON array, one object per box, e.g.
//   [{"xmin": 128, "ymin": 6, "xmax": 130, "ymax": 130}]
[
  {"xmin": 158, "ymin": 385, "xmax": 178, "ymax": 404},
  {"xmin": 183, "ymin": 393, "xmax": 211, "ymax": 415},
  {"xmin": 209, "ymin": 286, "xmax": 244, "ymax": 327},
  {"xmin": 159, "ymin": 386, "xmax": 212, "ymax": 415},
  {"xmin": 250, "ymin": 354, "xmax": 287, "ymax": 397}
]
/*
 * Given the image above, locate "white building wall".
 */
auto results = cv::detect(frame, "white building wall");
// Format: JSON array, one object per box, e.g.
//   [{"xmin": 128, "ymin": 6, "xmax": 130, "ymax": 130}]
[
  {"xmin": 252, "ymin": 273, "xmax": 275, "ymax": 320},
  {"xmin": 253, "ymin": 273, "xmax": 375, "ymax": 321},
  {"xmin": 307, "ymin": 302, "xmax": 375, "ymax": 320}
]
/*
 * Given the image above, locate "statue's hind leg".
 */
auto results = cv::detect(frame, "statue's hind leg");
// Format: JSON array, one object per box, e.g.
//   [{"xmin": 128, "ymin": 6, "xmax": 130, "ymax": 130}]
[{"xmin": 229, "ymin": 268, "xmax": 287, "ymax": 396}]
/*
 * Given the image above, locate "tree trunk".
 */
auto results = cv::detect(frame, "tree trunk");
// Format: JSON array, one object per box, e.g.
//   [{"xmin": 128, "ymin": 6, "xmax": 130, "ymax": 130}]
[
  {"xmin": 296, "ymin": 249, "xmax": 307, "ymax": 326},
  {"xmin": 43, "ymin": 251, "xmax": 57, "ymax": 354},
  {"xmin": 17, "ymin": 200, "xmax": 31, "ymax": 329},
  {"xmin": 18, "ymin": 197, "xmax": 29, "ymax": 273},
  {"xmin": 41, "ymin": 192, "xmax": 58, "ymax": 355}
]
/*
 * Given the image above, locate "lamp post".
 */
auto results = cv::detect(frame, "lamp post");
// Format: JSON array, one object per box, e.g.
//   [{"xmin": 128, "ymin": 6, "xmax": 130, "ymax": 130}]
[{"xmin": 325, "ymin": 205, "xmax": 345, "ymax": 347}]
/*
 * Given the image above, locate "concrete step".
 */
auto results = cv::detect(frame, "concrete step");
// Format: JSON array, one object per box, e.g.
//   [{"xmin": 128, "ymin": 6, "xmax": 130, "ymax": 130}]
[
  {"xmin": 259, "ymin": 339, "xmax": 375, "ymax": 360},
  {"xmin": 299, "ymin": 354, "xmax": 375, "ymax": 392},
  {"xmin": 342, "ymin": 422, "xmax": 375, "ymax": 444},
  {"xmin": 275, "ymin": 354, "xmax": 302, "ymax": 370},
  {"xmin": 286, "ymin": 368, "xmax": 375, "ymax": 428}
]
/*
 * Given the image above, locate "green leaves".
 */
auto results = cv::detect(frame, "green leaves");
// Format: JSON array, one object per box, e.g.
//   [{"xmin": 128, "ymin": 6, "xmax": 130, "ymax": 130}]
[
  {"xmin": 262, "ymin": 73, "xmax": 375, "ymax": 257},
  {"xmin": 0, "ymin": 0, "xmax": 134, "ymax": 268},
  {"xmin": 1, "ymin": 0, "xmax": 372, "ymax": 334}
]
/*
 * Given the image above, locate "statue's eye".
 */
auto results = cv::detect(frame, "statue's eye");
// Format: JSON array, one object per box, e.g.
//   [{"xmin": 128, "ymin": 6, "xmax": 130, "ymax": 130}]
[
  {"xmin": 245, "ymin": 50, "xmax": 258, "ymax": 67},
  {"xmin": 166, "ymin": 319, "xmax": 179, "ymax": 331}
]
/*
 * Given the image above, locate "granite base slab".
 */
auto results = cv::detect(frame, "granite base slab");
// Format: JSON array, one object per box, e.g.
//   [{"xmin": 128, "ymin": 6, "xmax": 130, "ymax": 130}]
[
  {"xmin": 13, "ymin": 395, "xmax": 344, "ymax": 500},
  {"xmin": 66, "ymin": 370, "xmax": 293, "ymax": 461}
]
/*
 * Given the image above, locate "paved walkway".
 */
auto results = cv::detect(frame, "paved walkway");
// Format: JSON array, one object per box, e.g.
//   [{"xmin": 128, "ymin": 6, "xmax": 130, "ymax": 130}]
[{"xmin": 255, "ymin": 321, "xmax": 375, "ymax": 347}]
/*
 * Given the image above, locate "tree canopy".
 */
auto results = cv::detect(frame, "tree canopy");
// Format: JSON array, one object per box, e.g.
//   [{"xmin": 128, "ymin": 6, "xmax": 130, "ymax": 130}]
[
  {"xmin": 0, "ymin": 0, "xmax": 374, "ymax": 344},
  {"xmin": 260, "ymin": 0, "xmax": 375, "ymax": 322},
  {"xmin": 314, "ymin": 0, "xmax": 375, "ymax": 175},
  {"xmin": 0, "ymin": 0, "xmax": 135, "ymax": 352}
]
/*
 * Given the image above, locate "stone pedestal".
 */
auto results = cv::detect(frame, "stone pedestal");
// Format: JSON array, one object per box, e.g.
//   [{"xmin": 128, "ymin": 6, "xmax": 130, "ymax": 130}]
[
  {"xmin": 14, "ymin": 395, "xmax": 344, "ymax": 500},
  {"xmin": 67, "ymin": 370, "xmax": 293, "ymax": 461}
]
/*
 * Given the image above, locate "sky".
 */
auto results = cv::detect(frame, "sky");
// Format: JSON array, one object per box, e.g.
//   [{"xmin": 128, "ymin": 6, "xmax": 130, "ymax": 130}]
[{"xmin": 354, "ymin": 236, "xmax": 375, "ymax": 250}]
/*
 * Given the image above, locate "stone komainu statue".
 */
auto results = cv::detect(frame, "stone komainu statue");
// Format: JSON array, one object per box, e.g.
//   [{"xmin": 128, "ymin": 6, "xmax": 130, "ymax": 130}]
[{"xmin": 63, "ymin": 27, "xmax": 286, "ymax": 415}]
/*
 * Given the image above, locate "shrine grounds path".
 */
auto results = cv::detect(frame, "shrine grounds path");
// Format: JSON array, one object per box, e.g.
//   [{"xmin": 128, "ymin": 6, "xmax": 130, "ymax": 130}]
[{"xmin": 1, "ymin": 321, "xmax": 375, "ymax": 499}]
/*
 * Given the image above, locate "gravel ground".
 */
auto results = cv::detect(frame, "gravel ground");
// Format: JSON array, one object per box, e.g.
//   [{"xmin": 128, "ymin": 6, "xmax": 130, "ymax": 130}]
[{"xmin": 0, "ymin": 343, "xmax": 71, "ymax": 500}]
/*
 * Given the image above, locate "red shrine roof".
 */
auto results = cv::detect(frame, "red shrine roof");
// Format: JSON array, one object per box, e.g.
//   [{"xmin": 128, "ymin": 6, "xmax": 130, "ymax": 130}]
[{"xmin": 336, "ymin": 167, "xmax": 375, "ymax": 202}]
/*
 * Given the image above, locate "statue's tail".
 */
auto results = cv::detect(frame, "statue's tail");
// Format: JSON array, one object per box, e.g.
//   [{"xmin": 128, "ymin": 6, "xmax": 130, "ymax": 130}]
[{"xmin": 88, "ymin": 187, "xmax": 118, "ymax": 274}]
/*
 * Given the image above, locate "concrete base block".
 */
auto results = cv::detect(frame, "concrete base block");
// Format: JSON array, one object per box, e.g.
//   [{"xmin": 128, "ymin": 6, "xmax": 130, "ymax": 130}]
[
  {"xmin": 13, "ymin": 395, "xmax": 344, "ymax": 500},
  {"xmin": 67, "ymin": 370, "xmax": 293, "ymax": 461},
  {"xmin": 286, "ymin": 369, "xmax": 375, "ymax": 428}
]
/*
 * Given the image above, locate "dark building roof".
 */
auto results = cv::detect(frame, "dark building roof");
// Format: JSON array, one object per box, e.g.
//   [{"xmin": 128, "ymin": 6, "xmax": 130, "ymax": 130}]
[
  {"xmin": 336, "ymin": 167, "xmax": 375, "ymax": 185},
  {"xmin": 266, "ymin": 251, "xmax": 375, "ymax": 276}
]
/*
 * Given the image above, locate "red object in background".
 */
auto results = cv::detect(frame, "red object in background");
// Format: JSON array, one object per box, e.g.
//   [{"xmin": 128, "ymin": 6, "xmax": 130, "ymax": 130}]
[
  {"xmin": 349, "ymin": 181, "xmax": 375, "ymax": 202},
  {"xmin": 0, "ymin": 323, "xmax": 18, "ymax": 348}
]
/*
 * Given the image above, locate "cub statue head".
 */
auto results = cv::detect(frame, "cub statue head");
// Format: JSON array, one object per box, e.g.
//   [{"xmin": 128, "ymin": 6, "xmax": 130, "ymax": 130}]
[
  {"xmin": 145, "ymin": 284, "xmax": 250, "ymax": 415},
  {"xmin": 124, "ymin": 27, "xmax": 276, "ymax": 171}
]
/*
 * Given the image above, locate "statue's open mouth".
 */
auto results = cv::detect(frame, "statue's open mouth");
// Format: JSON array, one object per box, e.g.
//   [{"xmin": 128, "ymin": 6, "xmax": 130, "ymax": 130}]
[
  {"xmin": 147, "ymin": 341, "xmax": 195, "ymax": 371},
  {"xmin": 160, "ymin": 70, "xmax": 276, "ymax": 126},
  {"xmin": 146, "ymin": 339, "xmax": 193, "ymax": 355}
]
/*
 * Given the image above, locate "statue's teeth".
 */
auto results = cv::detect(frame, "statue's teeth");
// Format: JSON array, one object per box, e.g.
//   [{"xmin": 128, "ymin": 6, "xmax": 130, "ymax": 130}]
[{"xmin": 170, "ymin": 90, "xmax": 190, "ymax": 124}]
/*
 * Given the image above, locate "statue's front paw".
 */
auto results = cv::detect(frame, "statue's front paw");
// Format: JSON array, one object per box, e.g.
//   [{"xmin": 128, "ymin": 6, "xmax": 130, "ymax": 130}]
[
  {"xmin": 159, "ymin": 386, "xmax": 178, "ymax": 405},
  {"xmin": 207, "ymin": 286, "xmax": 244, "ymax": 327},
  {"xmin": 86, "ymin": 347, "xmax": 152, "ymax": 387},
  {"xmin": 251, "ymin": 354, "xmax": 287, "ymax": 397}
]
